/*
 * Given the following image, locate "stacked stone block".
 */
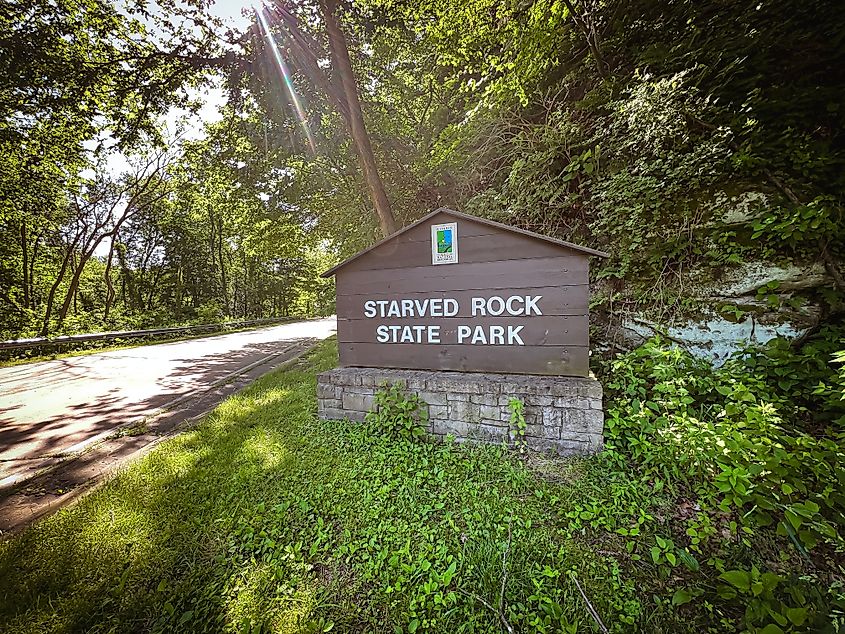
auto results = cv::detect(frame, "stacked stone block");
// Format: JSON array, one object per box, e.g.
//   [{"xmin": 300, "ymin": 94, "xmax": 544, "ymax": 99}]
[{"xmin": 317, "ymin": 368, "xmax": 603, "ymax": 455}]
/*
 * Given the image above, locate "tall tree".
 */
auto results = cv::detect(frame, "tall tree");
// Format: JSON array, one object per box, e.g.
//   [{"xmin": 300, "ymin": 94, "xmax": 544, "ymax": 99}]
[
  {"xmin": 320, "ymin": 0, "xmax": 396, "ymax": 236},
  {"xmin": 40, "ymin": 152, "xmax": 171, "ymax": 335},
  {"xmin": 253, "ymin": 1, "xmax": 398, "ymax": 237}
]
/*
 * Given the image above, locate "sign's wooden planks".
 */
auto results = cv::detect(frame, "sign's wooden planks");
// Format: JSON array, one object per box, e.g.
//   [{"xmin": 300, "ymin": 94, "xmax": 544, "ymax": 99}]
[
  {"xmin": 339, "ymin": 343, "xmax": 591, "ymax": 376},
  {"xmin": 323, "ymin": 208, "xmax": 608, "ymax": 376}
]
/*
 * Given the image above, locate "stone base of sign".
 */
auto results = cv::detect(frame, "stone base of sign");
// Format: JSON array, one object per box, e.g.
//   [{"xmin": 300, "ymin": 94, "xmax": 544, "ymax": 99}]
[{"xmin": 317, "ymin": 367, "xmax": 603, "ymax": 455}]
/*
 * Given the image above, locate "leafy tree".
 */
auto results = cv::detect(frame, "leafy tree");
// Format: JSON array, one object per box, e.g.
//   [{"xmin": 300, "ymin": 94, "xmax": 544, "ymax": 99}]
[{"xmin": 246, "ymin": 0, "xmax": 399, "ymax": 237}]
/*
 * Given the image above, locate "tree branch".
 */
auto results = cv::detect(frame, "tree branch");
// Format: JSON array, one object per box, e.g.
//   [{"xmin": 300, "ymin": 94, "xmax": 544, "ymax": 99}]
[{"xmin": 571, "ymin": 573, "xmax": 609, "ymax": 634}]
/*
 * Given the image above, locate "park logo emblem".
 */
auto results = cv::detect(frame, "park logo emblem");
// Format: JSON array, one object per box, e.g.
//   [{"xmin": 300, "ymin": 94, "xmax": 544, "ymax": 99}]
[
  {"xmin": 430, "ymin": 221, "xmax": 458, "ymax": 265},
  {"xmin": 437, "ymin": 228, "xmax": 452, "ymax": 253}
]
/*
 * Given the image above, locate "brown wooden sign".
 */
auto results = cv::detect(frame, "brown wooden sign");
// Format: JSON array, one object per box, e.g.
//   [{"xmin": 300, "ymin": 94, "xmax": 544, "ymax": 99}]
[{"xmin": 322, "ymin": 208, "xmax": 608, "ymax": 376}]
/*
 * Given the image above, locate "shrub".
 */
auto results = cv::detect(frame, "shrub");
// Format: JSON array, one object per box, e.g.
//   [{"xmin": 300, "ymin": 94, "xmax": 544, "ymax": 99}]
[
  {"xmin": 604, "ymin": 335, "xmax": 845, "ymax": 551},
  {"xmin": 365, "ymin": 383, "xmax": 429, "ymax": 441},
  {"xmin": 596, "ymin": 327, "xmax": 845, "ymax": 631}
]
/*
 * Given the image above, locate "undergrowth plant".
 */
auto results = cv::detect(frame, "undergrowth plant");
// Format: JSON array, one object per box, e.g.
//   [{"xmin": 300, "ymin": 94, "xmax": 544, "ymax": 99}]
[
  {"xmin": 365, "ymin": 382, "xmax": 429, "ymax": 441},
  {"xmin": 589, "ymin": 325, "xmax": 845, "ymax": 632},
  {"xmin": 508, "ymin": 397, "xmax": 527, "ymax": 453},
  {"xmin": 4, "ymin": 336, "xmax": 845, "ymax": 633}
]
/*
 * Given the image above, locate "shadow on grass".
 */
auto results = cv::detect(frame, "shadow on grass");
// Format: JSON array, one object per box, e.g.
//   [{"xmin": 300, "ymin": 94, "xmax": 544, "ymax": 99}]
[
  {"xmin": 0, "ymin": 340, "xmax": 679, "ymax": 633},
  {"xmin": 0, "ymin": 355, "xmax": 328, "ymax": 633}
]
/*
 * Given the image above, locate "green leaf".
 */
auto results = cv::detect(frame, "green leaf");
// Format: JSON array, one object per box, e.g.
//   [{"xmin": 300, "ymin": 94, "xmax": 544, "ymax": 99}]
[
  {"xmin": 442, "ymin": 560, "xmax": 457, "ymax": 586},
  {"xmin": 761, "ymin": 572, "xmax": 781, "ymax": 593},
  {"xmin": 676, "ymin": 549, "xmax": 700, "ymax": 572},
  {"xmin": 671, "ymin": 589, "xmax": 693, "ymax": 606},
  {"xmin": 785, "ymin": 607, "xmax": 808, "ymax": 626},
  {"xmin": 408, "ymin": 619, "xmax": 419, "ymax": 633},
  {"xmin": 784, "ymin": 509, "xmax": 803, "ymax": 530},
  {"xmin": 719, "ymin": 570, "xmax": 751, "ymax": 591},
  {"xmin": 650, "ymin": 546, "xmax": 662, "ymax": 563}
]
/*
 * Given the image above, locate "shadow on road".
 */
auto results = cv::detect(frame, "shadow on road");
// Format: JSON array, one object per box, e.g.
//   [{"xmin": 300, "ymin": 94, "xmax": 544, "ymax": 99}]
[{"xmin": 0, "ymin": 338, "xmax": 314, "ymax": 470}]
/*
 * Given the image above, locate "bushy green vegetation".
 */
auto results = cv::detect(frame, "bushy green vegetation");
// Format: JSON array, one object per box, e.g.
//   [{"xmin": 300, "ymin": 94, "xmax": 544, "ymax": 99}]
[
  {"xmin": 1, "ymin": 335, "xmax": 842, "ymax": 633},
  {"xmin": 0, "ymin": 113, "xmax": 337, "ymax": 340},
  {"xmin": 306, "ymin": 0, "xmax": 843, "ymax": 325},
  {"xmin": 594, "ymin": 324, "xmax": 845, "ymax": 632},
  {"xmin": 0, "ymin": 339, "xmax": 644, "ymax": 633},
  {"xmin": 365, "ymin": 381, "xmax": 429, "ymax": 441},
  {"xmin": 4, "ymin": 0, "xmax": 842, "ymax": 340}
]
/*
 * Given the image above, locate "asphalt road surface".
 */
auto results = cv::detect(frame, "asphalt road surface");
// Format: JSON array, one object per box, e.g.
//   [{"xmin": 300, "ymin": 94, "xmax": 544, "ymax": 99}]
[{"xmin": 0, "ymin": 317, "xmax": 337, "ymax": 490}]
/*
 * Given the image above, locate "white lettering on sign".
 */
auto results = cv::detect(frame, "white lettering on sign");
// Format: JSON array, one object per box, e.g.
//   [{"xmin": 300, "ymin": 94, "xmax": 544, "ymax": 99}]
[
  {"xmin": 470, "ymin": 295, "xmax": 542, "ymax": 317},
  {"xmin": 454, "ymin": 324, "xmax": 525, "ymax": 345},
  {"xmin": 457, "ymin": 325, "xmax": 471, "ymax": 343},
  {"xmin": 363, "ymin": 295, "xmax": 542, "ymax": 346},
  {"xmin": 524, "ymin": 295, "xmax": 542, "ymax": 315},
  {"xmin": 377, "ymin": 324, "xmax": 446, "ymax": 344},
  {"xmin": 364, "ymin": 297, "xmax": 462, "ymax": 318}
]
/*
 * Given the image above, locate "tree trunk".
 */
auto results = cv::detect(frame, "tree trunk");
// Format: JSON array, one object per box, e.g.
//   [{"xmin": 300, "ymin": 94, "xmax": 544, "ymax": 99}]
[
  {"xmin": 30, "ymin": 233, "xmax": 40, "ymax": 308},
  {"xmin": 561, "ymin": 0, "xmax": 607, "ymax": 79},
  {"xmin": 217, "ymin": 216, "xmax": 228, "ymax": 315},
  {"xmin": 39, "ymin": 242, "xmax": 76, "ymax": 337},
  {"xmin": 20, "ymin": 222, "xmax": 29, "ymax": 310},
  {"xmin": 116, "ymin": 246, "xmax": 137, "ymax": 310},
  {"xmin": 147, "ymin": 268, "xmax": 163, "ymax": 310},
  {"xmin": 321, "ymin": 0, "xmax": 397, "ymax": 237},
  {"xmin": 57, "ymin": 239, "xmax": 102, "ymax": 327},
  {"xmin": 103, "ymin": 238, "xmax": 117, "ymax": 322},
  {"xmin": 175, "ymin": 264, "xmax": 183, "ymax": 315},
  {"xmin": 243, "ymin": 251, "xmax": 249, "ymax": 318}
]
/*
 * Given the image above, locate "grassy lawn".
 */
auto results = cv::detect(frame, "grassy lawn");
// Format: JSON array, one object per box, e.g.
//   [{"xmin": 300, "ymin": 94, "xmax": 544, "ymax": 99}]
[
  {"xmin": 0, "ymin": 338, "xmax": 676, "ymax": 633},
  {"xmin": 2, "ymin": 336, "xmax": 840, "ymax": 633}
]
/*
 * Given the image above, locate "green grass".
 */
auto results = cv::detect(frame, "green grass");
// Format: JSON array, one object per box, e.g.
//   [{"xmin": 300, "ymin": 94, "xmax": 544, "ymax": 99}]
[{"xmin": 0, "ymin": 339, "xmax": 682, "ymax": 633}]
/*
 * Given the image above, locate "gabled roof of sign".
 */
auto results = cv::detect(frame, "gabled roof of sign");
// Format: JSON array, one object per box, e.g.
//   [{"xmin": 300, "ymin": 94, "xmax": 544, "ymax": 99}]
[{"xmin": 321, "ymin": 207, "xmax": 609, "ymax": 277}]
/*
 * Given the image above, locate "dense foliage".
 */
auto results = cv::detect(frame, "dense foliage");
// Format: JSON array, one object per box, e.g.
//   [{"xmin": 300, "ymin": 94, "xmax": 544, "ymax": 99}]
[
  {"xmin": 2, "ymin": 0, "xmax": 842, "ymax": 339},
  {"xmin": 1, "ymin": 1, "xmax": 844, "ymax": 629},
  {"xmin": 250, "ymin": 0, "xmax": 845, "ymax": 347},
  {"xmin": 385, "ymin": 0, "xmax": 845, "ymax": 312},
  {"xmin": 593, "ymin": 326, "xmax": 845, "ymax": 632},
  {"xmin": 0, "ymin": 0, "xmax": 334, "ymax": 339}
]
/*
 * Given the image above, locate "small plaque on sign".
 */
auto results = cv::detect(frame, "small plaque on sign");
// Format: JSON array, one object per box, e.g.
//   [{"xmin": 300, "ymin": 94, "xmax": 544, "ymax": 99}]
[{"xmin": 431, "ymin": 222, "xmax": 458, "ymax": 265}]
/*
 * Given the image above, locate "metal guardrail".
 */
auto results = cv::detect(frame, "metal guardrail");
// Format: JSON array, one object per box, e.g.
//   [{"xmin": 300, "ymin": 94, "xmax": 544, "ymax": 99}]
[{"xmin": 0, "ymin": 317, "xmax": 297, "ymax": 354}]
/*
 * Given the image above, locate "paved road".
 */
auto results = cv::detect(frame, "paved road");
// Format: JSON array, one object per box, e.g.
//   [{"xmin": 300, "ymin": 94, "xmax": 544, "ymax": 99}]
[{"xmin": 0, "ymin": 317, "xmax": 337, "ymax": 489}]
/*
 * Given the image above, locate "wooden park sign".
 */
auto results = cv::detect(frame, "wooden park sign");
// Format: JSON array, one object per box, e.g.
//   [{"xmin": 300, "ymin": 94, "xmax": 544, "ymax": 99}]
[{"xmin": 322, "ymin": 208, "xmax": 608, "ymax": 376}]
